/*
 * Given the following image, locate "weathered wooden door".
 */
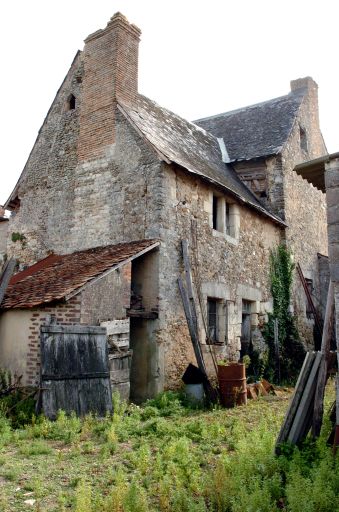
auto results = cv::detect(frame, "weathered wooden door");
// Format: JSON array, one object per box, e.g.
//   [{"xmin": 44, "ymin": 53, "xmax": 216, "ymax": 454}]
[{"xmin": 40, "ymin": 324, "xmax": 112, "ymax": 418}]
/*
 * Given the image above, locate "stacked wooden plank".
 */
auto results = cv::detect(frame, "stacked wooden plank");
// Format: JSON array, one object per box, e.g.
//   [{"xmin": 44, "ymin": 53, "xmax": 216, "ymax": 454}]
[
  {"xmin": 247, "ymin": 379, "xmax": 275, "ymax": 400},
  {"xmin": 275, "ymin": 351, "xmax": 322, "ymax": 451}
]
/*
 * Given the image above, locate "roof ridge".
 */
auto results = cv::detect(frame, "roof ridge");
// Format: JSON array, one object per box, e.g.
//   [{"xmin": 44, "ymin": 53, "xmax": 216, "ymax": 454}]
[{"xmin": 194, "ymin": 89, "xmax": 305, "ymax": 124}]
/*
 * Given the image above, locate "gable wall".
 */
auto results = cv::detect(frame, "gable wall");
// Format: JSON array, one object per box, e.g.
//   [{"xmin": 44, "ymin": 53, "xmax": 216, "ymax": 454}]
[
  {"xmin": 7, "ymin": 54, "xmax": 83, "ymax": 265},
  {"xmin": 6, "ymin": 91, "xmax": 163, "ymax": 265},
  {"xmin": 281, "ymin": 95, "xmax": 328, "ymax": 345}
]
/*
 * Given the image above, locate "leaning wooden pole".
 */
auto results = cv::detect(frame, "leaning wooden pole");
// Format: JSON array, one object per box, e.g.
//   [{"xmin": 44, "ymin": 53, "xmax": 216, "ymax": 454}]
[
  {"xmin": 0, "ymin": 258, "xmax": 17, "ymax": 306},
  {"xmin": 178, "ymin": 277, "xmax": 207, "ymax": 376},
  {"xmin": 312, "ymin": 281, "xmax": 334, "ymax": 438}
]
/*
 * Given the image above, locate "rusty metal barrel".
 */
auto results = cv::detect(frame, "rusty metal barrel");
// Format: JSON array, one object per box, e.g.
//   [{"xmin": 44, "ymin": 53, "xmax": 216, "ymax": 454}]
[{"xmin": 218, "ymin": 363, "xmax": 247, "ymax": 407}]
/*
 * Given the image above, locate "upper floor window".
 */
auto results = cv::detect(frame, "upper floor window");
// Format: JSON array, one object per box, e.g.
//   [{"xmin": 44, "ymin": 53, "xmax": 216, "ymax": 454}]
[
  {"xmin": 299, "ymin": 126, "xmax": 308, "ymax": 152},
  {"xmin": 211, "ymin": 193, "xmax": 240, "ymax": 241}
]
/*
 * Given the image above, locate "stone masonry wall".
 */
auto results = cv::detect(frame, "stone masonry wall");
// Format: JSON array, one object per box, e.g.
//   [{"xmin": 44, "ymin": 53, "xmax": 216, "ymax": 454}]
[
  {"xmin": 7, "ymin": 53, "xmax": 83, "ymax": 266},
  {"xmin": 7, "ymin": 101, "xmax": 162, "ymax": 264},
  {"xmin": 156, "ymin": 164, "xmax": 281, "ymax": 388},
  {"xmin": 281, "ymin": 80, "xmax": 328, "ymax": 346},
  {"xmin": 325, "ymin": 158, "xmax": 339, "ymax": 361},
  {"xmin": 0, "ymin": 219, "xmax": 8, "ymax": 270},
  {"xmin": 81, "ymin": 263, "xmax": 131, "ymax": 325},
  {"xmin": 68, "ymin": 108, "xmax": 162, "ymax": 254}
]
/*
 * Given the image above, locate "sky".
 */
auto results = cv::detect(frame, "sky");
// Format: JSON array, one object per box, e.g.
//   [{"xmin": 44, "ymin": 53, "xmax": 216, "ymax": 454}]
[{"xmin": 0, "ymin": 0, "xmax": 338, "ymax": 206}]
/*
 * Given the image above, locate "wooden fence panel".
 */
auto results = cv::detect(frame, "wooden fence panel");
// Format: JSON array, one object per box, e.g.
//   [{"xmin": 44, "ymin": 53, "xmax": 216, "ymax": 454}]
[{"xmin": 41, "ymin": 325, "xmax": 112, "ymax": 418}]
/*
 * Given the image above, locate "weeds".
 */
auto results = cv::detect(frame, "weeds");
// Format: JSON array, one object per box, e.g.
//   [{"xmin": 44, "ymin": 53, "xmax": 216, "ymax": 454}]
[{"xmin": 0, "ymin": 385, "xmax": 337, "ymax": 511}]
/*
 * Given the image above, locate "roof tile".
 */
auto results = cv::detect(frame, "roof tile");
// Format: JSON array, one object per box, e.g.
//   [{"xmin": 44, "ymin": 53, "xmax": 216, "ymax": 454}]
[
  {"xmin": 2, "ymin": 239, "xmax": 158, "ymax": 309},
  {"xmin": 194, "ymin": 89, "xmax": 305, "ymax": 162}
]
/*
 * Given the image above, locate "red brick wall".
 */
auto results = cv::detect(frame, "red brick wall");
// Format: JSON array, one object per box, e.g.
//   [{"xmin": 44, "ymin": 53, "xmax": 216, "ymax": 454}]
[
  {"xmin": 26, "ymin": 297, "xmax": 81, "ymax": 386},
  {"xmin": 78, "ymin": 13, "xmax": 141, "ymax": 162}
]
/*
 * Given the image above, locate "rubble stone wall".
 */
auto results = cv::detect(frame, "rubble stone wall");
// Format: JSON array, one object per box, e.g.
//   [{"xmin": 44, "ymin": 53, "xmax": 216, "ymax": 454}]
[
  {"xmin": 0, "ymin": 220, "xmax": 8, "ymax": 270},
  {"xmin": 7, "ymin": 53, "xmax": 83, "ymax": 266},
  {"xmin": 7, "ymin": 100, "xmax": 162, "ymax": 264},
  {"xmin": 281, "ymin": 81, "xmax": 328, "ymax": 345},
  {"xmin": 81, "ymin": 263, "xmax": 131, "ymax": 325},
  {"xmin": 156, "ymin": 164, "xmax": 281, "ymax": 388}
]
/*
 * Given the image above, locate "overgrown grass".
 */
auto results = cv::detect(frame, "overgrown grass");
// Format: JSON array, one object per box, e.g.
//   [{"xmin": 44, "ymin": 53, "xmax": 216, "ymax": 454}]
[{"xmin": 0, "ymin": 383, "xmax": 337, "ymax": 511}]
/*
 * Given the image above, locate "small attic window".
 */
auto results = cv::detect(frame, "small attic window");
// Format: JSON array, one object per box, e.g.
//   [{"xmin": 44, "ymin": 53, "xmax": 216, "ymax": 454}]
[
  {"xmin": 66, "ymin": 94, "xmax": 76, "ymax": 111},
  {"xmin": 299, "ymin": 126, "xmax": 308, "ymax": 152}
]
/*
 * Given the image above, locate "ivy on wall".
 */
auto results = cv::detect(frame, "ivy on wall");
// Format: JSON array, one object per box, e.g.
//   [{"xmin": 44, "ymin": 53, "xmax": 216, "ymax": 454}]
[{"xmin": 263, "ymin": 244, "xmax": 305, "ymax": 384}]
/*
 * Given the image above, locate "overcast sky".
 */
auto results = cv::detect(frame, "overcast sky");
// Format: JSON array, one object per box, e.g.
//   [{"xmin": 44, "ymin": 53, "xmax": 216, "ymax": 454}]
[{"xmin": 1, "ymin": 0, "xmax": 338, "ymax": 205}]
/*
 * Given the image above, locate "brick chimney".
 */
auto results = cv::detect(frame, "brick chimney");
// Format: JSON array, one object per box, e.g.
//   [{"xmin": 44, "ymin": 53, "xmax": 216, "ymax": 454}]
[{"xmin": 78, "ymin": 13, "xmax": 141, "ymax": 162}]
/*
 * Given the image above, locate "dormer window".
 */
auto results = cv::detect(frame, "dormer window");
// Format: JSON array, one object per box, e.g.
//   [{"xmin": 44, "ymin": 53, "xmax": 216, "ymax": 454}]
[
  {"xmin": 66, "ymin": 94, "xmax": 76, "ymax": 111},
  {"xmin": 299, "ymin": 126, "xmax": 308, "ymax": 152}
]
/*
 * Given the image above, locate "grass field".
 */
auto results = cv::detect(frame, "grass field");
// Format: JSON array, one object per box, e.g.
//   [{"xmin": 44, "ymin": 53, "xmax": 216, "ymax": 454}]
[{"xmin": 0, "ymin": 383, "xmax": 338, "ymax": 511}]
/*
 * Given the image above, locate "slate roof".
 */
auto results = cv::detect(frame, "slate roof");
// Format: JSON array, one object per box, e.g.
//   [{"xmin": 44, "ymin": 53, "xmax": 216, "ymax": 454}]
[
  {"xmin": 118, "ymin": 95, "xmax": 284, "ymax": 225},
  {"xmin": 194, "ymin": 89, "xmax": 306, "ymax": 162},
  {"xmin": 1, "ymin": 239, "xmax": 159, "ymax": 309}
]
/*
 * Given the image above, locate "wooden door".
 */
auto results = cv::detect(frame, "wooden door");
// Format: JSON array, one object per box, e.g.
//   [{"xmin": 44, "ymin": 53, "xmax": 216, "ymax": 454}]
[{"xmin": 40, "ymin": 324, "xmax": 112, "ymax": 418}]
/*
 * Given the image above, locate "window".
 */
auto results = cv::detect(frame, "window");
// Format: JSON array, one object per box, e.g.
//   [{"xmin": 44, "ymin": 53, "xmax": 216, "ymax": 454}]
[
  {"xmin": 212, "ymin": 194, "xmax": 225, "ymax": 232},
  {"xmin": 211, "ymin": 193, "xmax": 239, "ymax": 241},
  {"xmin": 207, "ymin": 298, "xmax": 218, "ymax": 342},
  {"xmin": 212, "ymin": 195, "xmax": 218, "ymax": 230},
  {"xmin": 240, "ymin": 300, "xmax": 252, "ymax": 358},
  {"xmin": 299, "ymin": 126, "xmax": 308, "ymax": 152},
  {"xmin": 225, "ymin": 201, "xmax": 231, "ymax": 236},
  {"xmin": 207, "ymin": 297, "xmax": 227, "ymax": 344},
  {"xmin": 66, "ymin": 94, "xmax": 76, "ymax": 111}
]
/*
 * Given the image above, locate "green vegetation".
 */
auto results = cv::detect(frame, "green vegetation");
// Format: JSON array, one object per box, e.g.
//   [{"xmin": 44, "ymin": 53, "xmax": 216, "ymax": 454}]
[
  {"xmin": 0, "ymin": 385, "xmax": 337, "ymax": 511},
  {"xmin": 11, "ymin": 232, "xmax": 26, "ymax": 246},
  {"xmin": 263, "ymin": 244, "xmax": 305, "ymax": 383}
]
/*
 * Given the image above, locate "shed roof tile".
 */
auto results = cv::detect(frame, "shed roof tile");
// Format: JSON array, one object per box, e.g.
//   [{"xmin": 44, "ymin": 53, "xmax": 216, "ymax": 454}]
[{"xmin": 2, "ymin": 239, "xmax": 158, "ymax": 309}]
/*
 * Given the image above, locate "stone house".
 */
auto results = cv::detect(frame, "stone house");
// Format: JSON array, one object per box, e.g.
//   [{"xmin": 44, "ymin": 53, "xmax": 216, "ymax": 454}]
[{"xmin": 0, "ymin": 13, "xmax": 328, "ymax": 400}]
